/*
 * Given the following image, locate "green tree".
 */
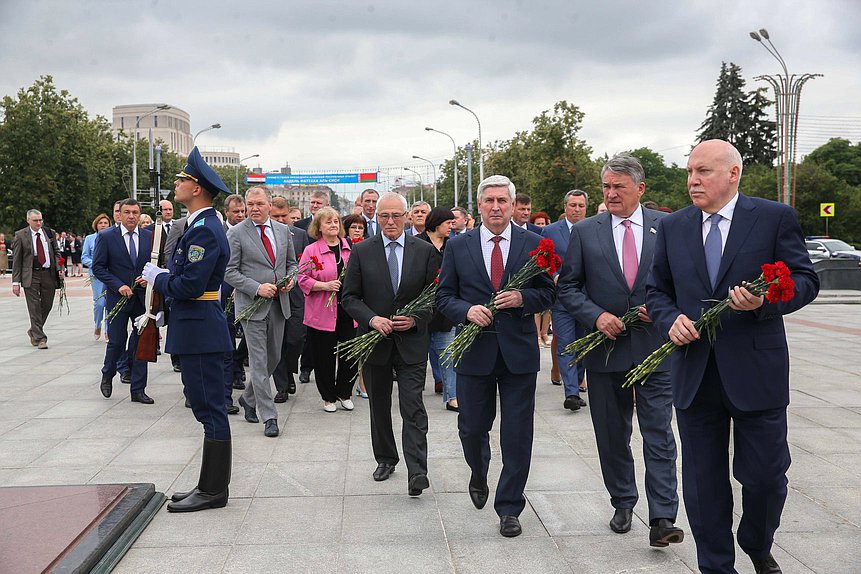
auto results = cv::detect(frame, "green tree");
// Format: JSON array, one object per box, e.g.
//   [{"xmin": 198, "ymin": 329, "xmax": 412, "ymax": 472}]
[
  {"xmin": 0, "ymin": 76, "xmax": 118, "ymax": 233},
  {"xmin": 626, "ymin": 147, "xmax": 688, "ymax": 211},
  {"xmin": 697, "ymin": 62, "xmax": 776, "ymax": 166},
  {"xmin": 803, "ymin": 138, "xmax": 861, "ymax": 186}
]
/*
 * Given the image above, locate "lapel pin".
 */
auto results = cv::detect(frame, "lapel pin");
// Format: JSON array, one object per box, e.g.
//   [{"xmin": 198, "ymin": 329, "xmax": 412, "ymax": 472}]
[{"xmin": 650, "ymin": 227, "xmax": 657, "ymax": 234}]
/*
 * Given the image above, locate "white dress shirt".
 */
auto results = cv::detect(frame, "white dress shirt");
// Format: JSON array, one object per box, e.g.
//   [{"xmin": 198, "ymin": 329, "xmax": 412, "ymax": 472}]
[
  {"xmin": 701, "ymin": 192, "xmax": 738, "ymax": 254},
  {"xmin": 255, "ymin": 218, "xmax": 277, "ymax": 259},
  {"xmin": 122, "ymin": 227, "xmax": 139, "ymax": 258},
  {"xmin": 363, "ymin": 214, "xmax": 379, "ymax": 236},
  {"xmin": 480, "ymin": 223, "xmax": 512, "ymax": 278},
  {"xmin": 611, "ymin": 205, "xmax": 644, "ymax": 269}
]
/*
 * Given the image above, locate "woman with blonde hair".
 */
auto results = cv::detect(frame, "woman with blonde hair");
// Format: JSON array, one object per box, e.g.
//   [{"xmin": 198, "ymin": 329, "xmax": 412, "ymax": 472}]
[
  {"xmin": 297, "ymin": 207, "xmax": 358, "ymax": 412},
  {"xmin": 81, "ymin": 213, "xmax": 112, "ymax": 340}
]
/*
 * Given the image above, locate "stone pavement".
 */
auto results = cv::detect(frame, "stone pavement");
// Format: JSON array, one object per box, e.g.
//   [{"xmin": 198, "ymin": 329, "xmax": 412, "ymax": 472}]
[{"xmin": 0, "ymin": 275, "xmax": 859, "ymax": 573}]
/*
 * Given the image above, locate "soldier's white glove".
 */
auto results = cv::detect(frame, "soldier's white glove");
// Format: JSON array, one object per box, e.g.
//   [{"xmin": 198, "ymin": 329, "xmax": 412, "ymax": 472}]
[
  {"xmin": 134, "ymin": 311, "xmax": 165, "ymax": 330},
  {"xmin": 142, "ymin": 262, "xmax": 168, "ymax": 284}
]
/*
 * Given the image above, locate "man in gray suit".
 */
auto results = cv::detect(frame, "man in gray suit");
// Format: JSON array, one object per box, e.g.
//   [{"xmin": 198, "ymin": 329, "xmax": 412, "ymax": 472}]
[
  {"xmin": 11, "ymin": 209, "xmax": 61, "ymax": 349},
  {"xmin": 557, "ymin": 153, "xmax": 683, "ymax": 548},
  {"xmin": 225, "ymin": 186, "xmax": 297, "ymax": 438},
  {"xmin": 270, "ymin": 195, "xmax": 310, "ymax": 403}
]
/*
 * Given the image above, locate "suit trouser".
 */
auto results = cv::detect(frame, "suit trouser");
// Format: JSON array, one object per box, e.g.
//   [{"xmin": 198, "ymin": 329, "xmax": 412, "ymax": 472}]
[
  {"xmin": 551, "ymin": 306, "xmax": 584, "ymax": 398},
  {"xmin": 457, "ymin": 350, "xmax": 536, "ymax": 517},
  {"xmin": 24, "ymin": 267, "xmax": 56, "ymax": 343},
  {"xmin": 587, "ymin": 370, "xmax": 678, "ymax": 522},
  {"xmin": 240, "ymin": 302, "xmax": 285, "ymax": 423},
  {"xmin": 675, "ymin": 353, "xmax": 789, "ymax": 574},
  {"xmin": 102, "ymin": 298, "xmax": 148, "ymax": 395},
  {"xmin": 363, "ymin": 347, "xmax": 429, "ymax": 478},
  {"xmin": 308, "ymin": 310, "xmax": 356, "ymax": 402},
  {"xmin": 180, "ymin": 352, "xmax": 231, "ymax": 441},
  {"xmin": 274, "ymin": 313, "xmax": 305, "ymax": 393}
]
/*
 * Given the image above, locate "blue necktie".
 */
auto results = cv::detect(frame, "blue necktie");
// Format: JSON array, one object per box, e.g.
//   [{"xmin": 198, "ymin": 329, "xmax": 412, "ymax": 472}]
[
  {"xmin": 387, "ymin": 242, "xmax": 399, "ymax": 293},
  {"xmin": 127, "ymin": 231, "xmax": 137, "ymax": 263},
  {"xmin": 704, "ymin": 214, "xmax": 722, "ymax": 289}
]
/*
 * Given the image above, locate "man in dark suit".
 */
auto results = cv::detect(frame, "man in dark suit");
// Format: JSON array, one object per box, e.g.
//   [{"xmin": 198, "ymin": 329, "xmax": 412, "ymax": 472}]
[
  {"xmin": 449, "ymin": 206, "xmax": 469, "ymax": 238},
  {"xmin": 557, "ymin": 155, "xmax": 682, "ymax": 547},
  {"xmin": 294, "ymin": 189, "xmax": 329, "ymax": 231},
  {"xmin": 220, "ymin": 194, "xmax": 249, "ymax": 388},
  {"xmin": 404, "ymin": 200, "xmax": 430, "ymax": 236},
  {"xmin": 357, "ymin": 188, "xmax": 381, "ymax": 238},
  {"xmin": 270, "ymin": 195, "xmax": 309, "ymax": 403},
  {"xmin": 11, "ymin": 209, "xmax": 61, "ymax": 349},
  {"xmin": 512, "ymin": 193, "xmax": 543, "ymax": 234},
  {"xmin": 436, "ymin": 175, "xmax": 556, "ymax": 537},
  {"xmin": 647, "ymin": 140, "xmax": 819, "ymax": 574},
  {"xmin": 342, "ymin": 192, "xmax": 440, "ymax": 496},
  {"xmin": 142, "ymin": 147, "xmax": 236, "ymax": 513},
  {"xmin": 541, "ymin": 189, "xmax": 588, "ymax": 409},
  {"xmin": 92, "ymin": 198, "xmax": 153, "ymax": 404}
]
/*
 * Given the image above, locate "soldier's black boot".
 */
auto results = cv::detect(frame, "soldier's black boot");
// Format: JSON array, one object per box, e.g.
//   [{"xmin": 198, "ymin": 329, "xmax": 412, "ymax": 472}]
[{"xmin": 167, "ymin": 438, "xmax": 231, "ymax": 512}]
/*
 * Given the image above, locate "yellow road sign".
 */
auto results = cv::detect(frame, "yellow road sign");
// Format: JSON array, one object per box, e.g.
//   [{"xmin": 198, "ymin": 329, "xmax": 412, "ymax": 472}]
[{"xmin": 820, "ymin": 203, "xmax": 835, "ymax": 217}]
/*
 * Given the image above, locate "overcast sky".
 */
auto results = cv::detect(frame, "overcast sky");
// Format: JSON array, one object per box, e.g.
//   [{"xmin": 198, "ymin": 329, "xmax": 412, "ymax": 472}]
[{"xmin": 1, "ymin": 0, "xmax": 859, "ymax": 188}]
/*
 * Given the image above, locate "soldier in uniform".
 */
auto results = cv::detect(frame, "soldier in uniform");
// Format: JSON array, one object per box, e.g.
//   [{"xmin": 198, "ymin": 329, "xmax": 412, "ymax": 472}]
[{"xmin": 142, "ymin": 147, "xmax": 234, "ymax": 513}]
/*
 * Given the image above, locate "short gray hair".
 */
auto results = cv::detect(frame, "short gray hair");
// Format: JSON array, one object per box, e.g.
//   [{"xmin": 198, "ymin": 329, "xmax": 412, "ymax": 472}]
[
  {"xmin": 563, "ymin": 189, "xmax": 588, "ymax": 205},
  {"xmin": 310, "ymin": 189, "xmax": 330, "ymax": 202},
  {"xmin": 245, "ymin": 186, "xmax": 272, "ymax": 202},
  {"xmin": 224, "ymin": 194, "xmax": 245, "ymax": 209},
  {"xmin": 26, "ymin": 209, "xmax": 42, "ymax": 220},
  {"xmin": 377, "ymin": 191, "xmax": 408, "ymax": 212},
  {"xmin": 477, "ymin": 175, "xmax": 516, "ymax": 202},
  {"xmin": 601, "ymin": 153, "xmax": 645, "ymax": 185},
  {"xmin": 410, "ymin": 200, "xmax": 431, "ymax": 211}
]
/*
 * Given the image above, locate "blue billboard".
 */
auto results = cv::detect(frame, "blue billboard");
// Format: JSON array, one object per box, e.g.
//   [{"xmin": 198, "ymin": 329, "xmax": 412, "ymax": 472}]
[{"xmin": 246, "ymin": 172, "xmax": 378, "ymax": 186}]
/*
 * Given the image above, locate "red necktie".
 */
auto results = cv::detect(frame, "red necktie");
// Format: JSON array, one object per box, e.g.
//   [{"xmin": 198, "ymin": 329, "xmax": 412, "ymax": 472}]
[
  {"xmin": 259, "ymin": 224, "xmax": 275, "ymax": 265},
  {"xmin": 622, "ymin": 220, "xmax": 638, "ymax": 290},
  {"xmin": 35, "ymin": 232, "xmax": 47, "ymax": 266},
  {"xmin": 490, "ymin": 236, "xmax": 504, "ymax": 291}
]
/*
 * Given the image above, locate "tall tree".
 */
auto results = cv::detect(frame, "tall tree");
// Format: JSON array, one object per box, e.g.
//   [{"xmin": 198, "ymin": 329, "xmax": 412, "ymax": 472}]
[
  {"xmin": 0, "ymin": 76, "xmax": 117, "ymax": 233},
  {"xmin": 697, "ymin": 62, "xmax": 776, "ymax": 167}
]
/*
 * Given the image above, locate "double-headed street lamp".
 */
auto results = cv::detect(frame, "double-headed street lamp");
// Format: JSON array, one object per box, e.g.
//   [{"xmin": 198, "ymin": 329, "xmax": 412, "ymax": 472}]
[
  {"xmin": 193, "ymin": 123, "xmax": 221, "ymax": 145},
  {"xmin": 412, "ymin": 156, "xmax": 437, "ymax": 207},
  {"xmin": 449, "ymin": 99, "xmax": 483, "ymax": 182},
  {"xmin": 749, "ymin": 28, "xmax": 821, "ymax": 207},
  {"xmin": 403, "ymin": 167, "xmax": 423, "ymax": 203},
  {"xmin": 425, "ymin": 127, "xmax": 458, "ymax": 207},
  {"xmin": 235, "ymin": 154, "xmax": 260, "ymax": 194},
  {"xmin": 131, "ymin": 104, "xmax": 170, "ymax": 199}
]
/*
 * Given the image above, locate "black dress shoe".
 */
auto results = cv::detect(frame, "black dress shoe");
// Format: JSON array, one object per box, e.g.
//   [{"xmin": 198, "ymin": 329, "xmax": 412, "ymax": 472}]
[
  {"xmin": 274, "ymin": 390, "xmax": 288, "ymax": 403},
  {"xmin": 167, "ymin": 439, "xmax": 230, "ymax": 513},
  {"xmin": 610, "ymin": 508, "xmax": 633, "ymax": 533},
  {"xmin": 131, "ymin": 392, "xmax": 154, "ymax": 404},
  {"xmin": 499, "ymin": 515, "xmax": 522, "ymax": 537},
  {"xmin": 373, "ymin": 462, "xmax": 396, "ymax": 482},
  {"xmin": 750, "ymin": 553, "xmax": 782, "ymax": 574},
  {"xmin": 434, "ymin": 381, "xmax": 443, "ymax": 394},
  {"xmin": 120, "ymin": 372, "xmax": 131, "ymax": 385},
  {"xmin": 173, "ymin": 364, "xmax": 182, "ymax": 373},
  {"xmin": 469, "ymin": 475, "xmax": 489, "ymax": 509},
  {"xmin": 649, "ymin": 518, "xmax": 684, "ymax": 547},
  {"xmin": 563, "ymin": 396, "xmax": 581, "ymax": 411},
  {"xmin": 408, "ymin": 474, "xmax": 429, "ymax": 496},
  {"xmin": 226, "ymin": 404, "xmax": 240, "ymax": 415},
  {"xmin": 446, "ymin": 402, "xmax": 459, "ymax": 412},
  {"xmin": 185, "ymin": 398, "xmax": 192, "ymax": 408},
  {"xmin": 99, "ymin": 374, "xmax": 113, "ymax": 398},
  {"xmin": 238, "ymin": 396, "xmax": 259, "ymax": 423},
  {"xmin": 299, "ymin": 370, "xmax": 310, "ymax": 384},
  {"xmin": 577, "ymin": 396, "xmax": 587, "ymax": 407},
  {"xmin": 264, "ymin": 419, "xmax": 279, "ymax": 437},
  {"xmin": 232, "ymin": 377, "xmax": 245, "ymax": 390},
  {"xmin": 287, "ymin": 378, "xmax": 297, "ymax": 394}
]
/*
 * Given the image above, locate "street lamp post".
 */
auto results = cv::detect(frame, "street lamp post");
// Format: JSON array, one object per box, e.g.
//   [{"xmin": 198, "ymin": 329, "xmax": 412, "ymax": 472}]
[
  {"xmin": 424, "ymin": 127, "xmax": 458, "ymax": 207},
  {"xmin": 404, "ymin": 167, "xmax": 423, "ymax": 203},
  {"xmin": 193, "ymin": 123, "xmax": 221, "ymax": 146},
  {"xmin": 235, "ymin": 154, "xmax": 260, "ymax": 194},
  {"xmin": 131, "ymin": 104, "xmax": 170, "ymax": 200},
  {"xmin": 449, "ymin": 99, "xmax": 483, "ymax": 182},
  {"xmin": 465, "ymin": 143, "xmax": 474, "ymax": 215},
  {"xmin": 412, "ymin": 155, "xmax": 437, "ymax": 207},
  {"xmin": 750, "ymin": 29, "xmax": 822, "ymax": 207}
]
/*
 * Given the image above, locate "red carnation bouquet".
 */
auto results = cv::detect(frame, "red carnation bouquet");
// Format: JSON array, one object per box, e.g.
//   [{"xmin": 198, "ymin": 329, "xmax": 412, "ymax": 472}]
[
  {"xmin": 624, "ymin": 261, "xmax": 795, "ymax": 387},
  {"xmin": 441, "ymin": 238, "xmax": 560, "ymax": 367},
  {"xmin": 235, "ymin": 256, "xmax": 323, "ymax": 323}
]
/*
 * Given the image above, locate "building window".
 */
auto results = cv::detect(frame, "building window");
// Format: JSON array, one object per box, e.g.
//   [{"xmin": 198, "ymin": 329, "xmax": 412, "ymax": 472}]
[
  {"xmin": 120, "ymin": 117, "xmax": 124, "ymax": 129},
  {"xmin": 154, "ymin": 115, "xmax": 159, "ymax": 127}
]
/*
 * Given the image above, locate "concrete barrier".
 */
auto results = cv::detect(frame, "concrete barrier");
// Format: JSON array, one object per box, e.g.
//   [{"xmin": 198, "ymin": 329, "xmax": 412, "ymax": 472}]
[{"xmin": 813, "ymin": 258, "xmax": 861, "ymax": 290}]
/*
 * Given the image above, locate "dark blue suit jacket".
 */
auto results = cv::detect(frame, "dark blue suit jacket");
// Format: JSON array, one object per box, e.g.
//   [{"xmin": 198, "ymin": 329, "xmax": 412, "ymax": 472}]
[
  {"xmin": 646, "ymin": 194, "xmax": 819, "ymax": 411},
  {"xmin": 92, "ymin": 225, "xmax": 151, "ymax": 311},
  {"xmin": 155, "ymin": 207, "xmax": 233, "ymax": 356},
  {"xmin": 436, "ymin": 225, "xmax": 556, "ymax": 376}
]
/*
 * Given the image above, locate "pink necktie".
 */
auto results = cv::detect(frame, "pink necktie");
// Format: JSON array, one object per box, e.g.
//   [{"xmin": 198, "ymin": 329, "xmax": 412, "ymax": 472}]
[{"xmin": 622, "ymin": 220, "xmax": 638, "ymax": 290}]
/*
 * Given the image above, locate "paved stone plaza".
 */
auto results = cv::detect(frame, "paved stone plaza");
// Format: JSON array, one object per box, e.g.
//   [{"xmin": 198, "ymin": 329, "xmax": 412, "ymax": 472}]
[{"xmin": 1, "ymin": 275, "xmax": 859, "ymax": 573}]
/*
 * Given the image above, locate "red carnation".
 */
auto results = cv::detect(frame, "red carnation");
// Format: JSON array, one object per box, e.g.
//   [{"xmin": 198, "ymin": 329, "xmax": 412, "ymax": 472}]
[{"xmin": 352, "ymin": 237, "xmax": 364, "ymax": 244}]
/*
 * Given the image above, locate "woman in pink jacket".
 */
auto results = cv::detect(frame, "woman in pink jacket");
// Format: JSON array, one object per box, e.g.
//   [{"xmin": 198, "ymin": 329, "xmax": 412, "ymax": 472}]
[{"xmin": 298, "ymin": 207, "xmax": 358, "ymax": 412}]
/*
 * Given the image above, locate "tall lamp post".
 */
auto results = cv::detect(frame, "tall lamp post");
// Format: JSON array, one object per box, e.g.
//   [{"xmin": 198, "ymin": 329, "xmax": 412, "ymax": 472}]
[
  {"xmin": 425, "ymin": 127, "xmax": 458, "ymax": 207},
  {"xmin": 750, "ymin": 29, "xmax": 821, "ymax": 207},
  {"xmin": 193, "ymin": 123, "xmax": 221, "ymax": 145},
  {"xmin": 403, "ymin": 167, "xmax": 423, "ymax": 204},
  {"xmin": 235, "ymin": 154, "xmax": 259, "ymax": 194},
  {"xmin": 449, "ymin": 99, "xmax": 483, "ymax": 182},
  {"xmin": 412, "ymin": 155, "xmax": 437, "ymax": 207},
  {"xmin": 132, "ymin": 104, "xmax": 170, "ymax": 200}
]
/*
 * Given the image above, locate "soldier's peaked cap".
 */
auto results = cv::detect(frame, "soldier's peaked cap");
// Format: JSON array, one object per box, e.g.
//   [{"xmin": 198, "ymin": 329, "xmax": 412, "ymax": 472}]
[{"xmin": 177, "ymin": 146, "xmax": 230, "ymax": 196}]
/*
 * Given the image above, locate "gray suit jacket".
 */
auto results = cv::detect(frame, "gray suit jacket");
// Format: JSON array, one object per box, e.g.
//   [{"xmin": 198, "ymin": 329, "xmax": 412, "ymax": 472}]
[
  {"xmin": 556, "ymin": 207, "xmax": 668, "ymax": 373},
  {"xmin": 164, "ymin": 216, "xmax": 187, "ymax": 262},
  {"xmin": 11, "ymin": 226, "xmax": 61, "ymax": 287},
  {"xmin": 225, "ymin": 217, "xmax": 297, "ymax": 321}
]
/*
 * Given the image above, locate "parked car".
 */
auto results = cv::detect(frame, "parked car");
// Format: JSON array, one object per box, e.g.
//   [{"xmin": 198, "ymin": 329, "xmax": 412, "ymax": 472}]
[{"xmin": 805, "ymin": 237, "xmax": 861, "ymax": 263}]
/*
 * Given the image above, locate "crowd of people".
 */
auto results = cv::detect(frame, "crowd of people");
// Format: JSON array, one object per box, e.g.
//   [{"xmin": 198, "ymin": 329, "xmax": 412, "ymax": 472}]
[{"xmin": 6, "ymin": 139, "xmax": 820, "ymax": 574}]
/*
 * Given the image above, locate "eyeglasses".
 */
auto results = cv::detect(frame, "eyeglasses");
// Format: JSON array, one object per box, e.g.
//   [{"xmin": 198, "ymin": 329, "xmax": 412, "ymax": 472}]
[{"xmin": 377, "ymin": 212, "xmax": 405, "ymax": 221}]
